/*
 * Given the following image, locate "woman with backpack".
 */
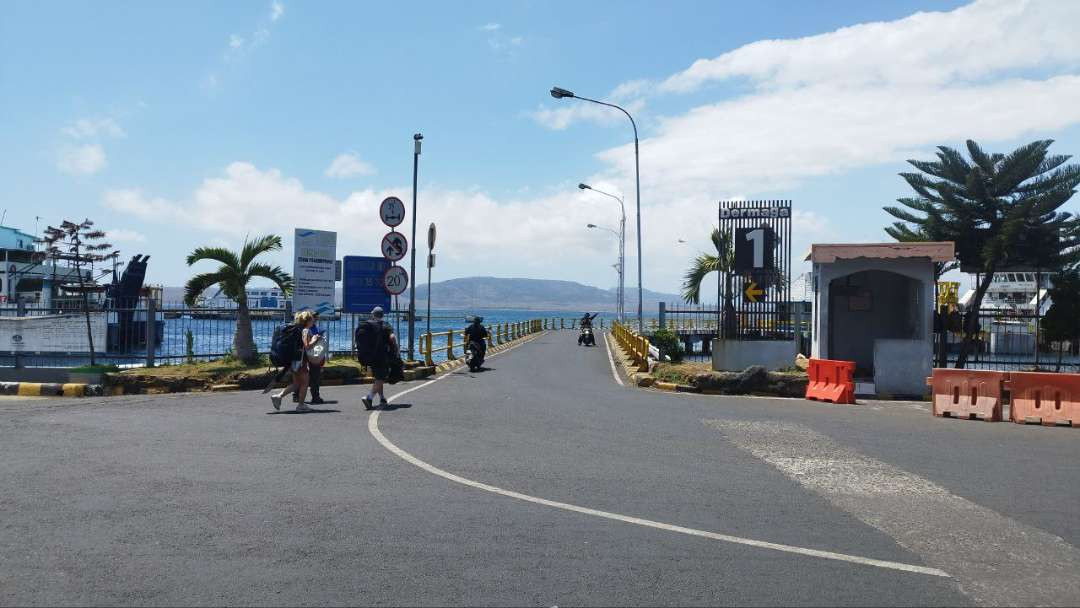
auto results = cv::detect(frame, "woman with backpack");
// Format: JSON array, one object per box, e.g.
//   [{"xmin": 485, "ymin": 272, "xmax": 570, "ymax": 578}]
[{"xmin": 270, "ymin": 310, "xmax": 317, "ymax": 412}]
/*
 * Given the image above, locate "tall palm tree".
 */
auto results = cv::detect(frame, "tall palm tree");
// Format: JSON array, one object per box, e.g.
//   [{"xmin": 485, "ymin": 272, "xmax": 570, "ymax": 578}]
[{"xmin": 184, "ymin": 235, "xmax": 293, "ymax": 364}]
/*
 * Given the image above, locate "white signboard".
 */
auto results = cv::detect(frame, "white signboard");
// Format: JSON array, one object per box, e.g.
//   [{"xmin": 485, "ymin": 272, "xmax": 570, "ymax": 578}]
[
  {"xmin": 0, "ymin": 313, "xmax": 107, "ymax": 353},
  {"xmin": 293, "ymin": 228, "xmax": 337, "ymax": 316}
]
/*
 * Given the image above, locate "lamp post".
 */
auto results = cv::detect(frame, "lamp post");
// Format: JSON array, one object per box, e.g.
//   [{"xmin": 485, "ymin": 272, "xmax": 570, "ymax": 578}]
[
  {"xmin": 408, "ymin": 133, "xmax": 423, "ymax": 362},
  {"xmin": 579, "ymin": 183, "xmax": 625, "ymax": 323},
  {"xmin": 552, "ymin": 86, "xmax": 643, "ymax": 332},
  {"xmin": 586, "ymin": 222, "xmax": 623, "ymax": 321}
]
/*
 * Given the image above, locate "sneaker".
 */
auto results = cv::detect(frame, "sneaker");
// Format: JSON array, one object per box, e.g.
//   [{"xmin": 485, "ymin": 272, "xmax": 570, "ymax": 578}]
[
  {"xmin": 270, "ymin": 394, "xmax": 282, "ymax": 410},
  {"xmin": 310, "ymin": 397, "xmax": 325, "ymax": 405},
  {"xmin": 378, "ymin": 398, "xmax": 389, "ymax": 409},
  {"xmin": 362, "ymin": 396, "xmax": 374, "ymax": 411},
  {"xmin": 296, "ymin": 403, "xmax": 311, "ymax": 412}
]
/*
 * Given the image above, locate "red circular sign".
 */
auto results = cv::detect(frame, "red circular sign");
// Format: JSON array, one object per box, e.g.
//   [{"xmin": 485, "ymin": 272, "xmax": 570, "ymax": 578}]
[
  {"xmin": 382, "ymin": 265, "xmax": 409, "ymax": 296},
  {"xmin": 381, "ymin": 231, "xmax": 408, "ymax": 262}
]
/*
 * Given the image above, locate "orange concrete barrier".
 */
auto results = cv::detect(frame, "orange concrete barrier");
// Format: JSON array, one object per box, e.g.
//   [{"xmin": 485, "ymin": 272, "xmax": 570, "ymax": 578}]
[
  {"xmin": 805, "ymin": 358, "xmax": 855, "ymax": 404},
  {"xmin": 927, "ymin": 369, "xmax": 1005, "ymax": 422},
  {"xmin": 1006, "ymin": 371, "xmax": 1080, "ymax": 427}
]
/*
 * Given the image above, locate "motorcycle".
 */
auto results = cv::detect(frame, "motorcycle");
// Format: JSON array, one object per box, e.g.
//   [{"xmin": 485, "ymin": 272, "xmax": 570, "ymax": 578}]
[
  {"xmin": 578, "ymin": 326, "xmax": 596, "ymax": 347},
  {"xmin": 465, "ymin": 339, "xmax": 486, "ymax": 371}
]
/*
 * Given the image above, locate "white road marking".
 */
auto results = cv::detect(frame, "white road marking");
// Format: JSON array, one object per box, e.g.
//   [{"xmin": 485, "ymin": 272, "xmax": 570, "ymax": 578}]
[
  {"xmin": 706, "ymin": 419, "xmax": 1080, "ymax": 606},
  {"xmin": 601, "ymin": 331, "xmax": 625, "ymax": 387},
  {"xmin": 370, "ymin": 340, "xmax": 950, "ymax": 579}
]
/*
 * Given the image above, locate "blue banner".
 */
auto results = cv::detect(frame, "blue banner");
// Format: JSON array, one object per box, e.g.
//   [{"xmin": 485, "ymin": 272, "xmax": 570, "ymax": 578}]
[{"xmin": 342, "ymin": 256, "xmax": 392, "ymax": 314}]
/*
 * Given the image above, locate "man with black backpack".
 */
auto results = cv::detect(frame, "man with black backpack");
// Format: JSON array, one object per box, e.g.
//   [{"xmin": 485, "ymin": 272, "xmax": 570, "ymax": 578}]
[{"xmin": 354, "ymin": 306, "xmax": 398, "ymax": 410}]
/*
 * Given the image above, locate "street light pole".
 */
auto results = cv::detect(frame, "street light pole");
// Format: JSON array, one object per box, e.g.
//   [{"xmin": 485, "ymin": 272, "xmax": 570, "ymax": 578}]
[
  {"xmin": 587, "ymin": 223, "xmax": 622, "ymax": 319},
  {"xmin": 552, "ymin": 87, "xmax": 643, "ymax": 332},
  {"xmin": 408, "ymin": 133, "xmax": 423, "ymax": 362},
  {"xmin": 580, "ymin": 183, "xmax": 625, "ymax": 323}
]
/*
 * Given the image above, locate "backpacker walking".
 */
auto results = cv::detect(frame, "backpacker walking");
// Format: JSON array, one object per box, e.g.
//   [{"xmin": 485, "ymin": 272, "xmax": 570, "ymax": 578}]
[
  {"xmin": 269, "ymin": 310, "xmax": 317, "ymax": 412},
  {"xmin": 354, "ymin": 306, "xmax": 398, "ymax": 410}
]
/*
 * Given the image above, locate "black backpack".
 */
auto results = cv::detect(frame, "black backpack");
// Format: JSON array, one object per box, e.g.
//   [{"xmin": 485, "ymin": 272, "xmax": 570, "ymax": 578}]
[
  {"xmin": 354, "ymin": 320, "xmax": 386, "ymax": 365},
  {"xmin": 270, "ymin": 323, "xmax": 302, "ymax": 367}
]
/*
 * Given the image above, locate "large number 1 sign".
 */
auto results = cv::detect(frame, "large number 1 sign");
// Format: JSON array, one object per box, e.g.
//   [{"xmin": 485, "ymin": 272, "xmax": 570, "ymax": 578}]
[{"xmin": 734, "ymin": 226, "xmax": 774, "ymax": 274}]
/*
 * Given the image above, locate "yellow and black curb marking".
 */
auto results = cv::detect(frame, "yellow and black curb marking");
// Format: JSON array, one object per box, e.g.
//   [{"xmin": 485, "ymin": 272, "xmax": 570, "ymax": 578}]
[
  {"xmin": 606, "ymin": 332, "xmax": 699, "ymax": 394},
  {"xmin": 0, "ymin": 382, "xmax": 104, "ymax": 398}
]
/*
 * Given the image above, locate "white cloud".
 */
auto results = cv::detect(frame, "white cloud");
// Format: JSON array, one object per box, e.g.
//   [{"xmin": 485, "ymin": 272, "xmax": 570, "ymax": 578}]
[
  {"xmin": 510, "ymin": 37, "xmax": 523, "ymax": 46},
  {"xmin": 229, "ymin": 34, "xmax": 245, "ymax": 49},
  {"xmin": 57, "ymin": 144, "xmax": 107, "ymax": 175},
  {"xmin": 660, "ymin": 0, "xmax": 1080, "ymax": 93},
  {"xmin": 63, "ymin": 118, "xmax": 125, "ymax": 139},
  {"xmin": 271, "ymin": 1, "xmax": 284, "ymax": 22},
  {"xmin": 324, "ymin": 152, "xmax": 376, "ymax": 178},
  {"xmin": 531, "ymin": 96, "xmax": 645, "ymax": 131},
  {"xmin": 480, "ymin": 23, "xmax": 501, "ymax": 31},
  {"xmin": 107, "ymin": 229, "xmax": 147, "ymax": 243}
]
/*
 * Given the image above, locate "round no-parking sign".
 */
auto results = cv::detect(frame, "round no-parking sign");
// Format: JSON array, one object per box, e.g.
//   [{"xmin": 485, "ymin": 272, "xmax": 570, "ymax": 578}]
[{"xmin": 382, "ymin": 265, "xmax": 409, "ymax": 296}]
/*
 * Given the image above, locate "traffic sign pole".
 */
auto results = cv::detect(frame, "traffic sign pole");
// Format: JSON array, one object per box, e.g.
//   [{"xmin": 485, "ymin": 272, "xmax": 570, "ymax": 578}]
[
  {"xmin": 426, "ymin": 222, "xmax": 436, "ymax": 350},
  {"xmin": 408, "ymin": 133, "xmax": 423, "ymax": 362}
]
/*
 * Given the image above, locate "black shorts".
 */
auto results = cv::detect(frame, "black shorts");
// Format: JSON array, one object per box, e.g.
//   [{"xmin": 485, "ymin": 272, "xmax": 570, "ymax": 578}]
[{"xmin": 371, "ymin": 361, "xmax": 390, "ymax": 381}]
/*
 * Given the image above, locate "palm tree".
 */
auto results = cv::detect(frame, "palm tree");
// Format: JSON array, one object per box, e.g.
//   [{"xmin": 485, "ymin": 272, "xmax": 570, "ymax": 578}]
[
  {"xmin": 184, "ymin": 235, "xmax": 293, "ymax": 364},
  {"xmin": 681, "ymin": 228, "xmax": 738, "ymax": 338},
  {"xmin": 681, "ymin": 227, "xmax": 733, "ymax": 304}
]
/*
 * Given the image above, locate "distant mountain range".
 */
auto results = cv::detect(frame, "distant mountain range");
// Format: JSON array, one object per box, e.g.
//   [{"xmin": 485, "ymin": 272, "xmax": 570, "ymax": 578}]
[{"xmin": 164, "ymin": 277, "xmax": 684, "ymax": 312}]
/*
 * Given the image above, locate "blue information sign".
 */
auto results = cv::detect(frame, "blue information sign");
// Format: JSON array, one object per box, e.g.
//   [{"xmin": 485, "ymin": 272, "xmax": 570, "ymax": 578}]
[{"xmin": 342, "ymin": 256, "xmax": 392, "ymax": 313}]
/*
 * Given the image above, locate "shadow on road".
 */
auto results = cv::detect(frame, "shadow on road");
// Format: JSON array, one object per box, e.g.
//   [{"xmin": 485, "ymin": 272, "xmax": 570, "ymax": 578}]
[
  {"xmin": 266, "ymin": 408, "xmax": 342, "ymax": 415},
  {"xmin": 379, "ymin": 402, "xmax": 413, "ymax": 412}
]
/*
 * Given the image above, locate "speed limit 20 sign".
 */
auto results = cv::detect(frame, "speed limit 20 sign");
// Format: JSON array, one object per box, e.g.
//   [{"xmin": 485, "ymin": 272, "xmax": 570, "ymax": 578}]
[{"xmin": 382, "ymin": 265, "xmax": 409, "ymax": 296}]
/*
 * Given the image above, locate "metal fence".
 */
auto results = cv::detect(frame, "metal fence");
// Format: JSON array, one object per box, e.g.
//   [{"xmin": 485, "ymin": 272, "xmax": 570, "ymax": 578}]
[
  {"xmin": 937, "ymin": 309, "xmax": 1080, "ymax": 372},
  {"xmin": 0, "ymin": 299, "xmax": 603, "ymax": 368},
  {"xmin": 654, "ymin": 302, "xmax": 812, "ymax": 361}
]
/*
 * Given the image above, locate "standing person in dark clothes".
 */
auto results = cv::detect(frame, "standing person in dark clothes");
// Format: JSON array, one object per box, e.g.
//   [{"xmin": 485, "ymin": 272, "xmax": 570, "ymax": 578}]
[{"xmin": 361, "ymin": 306, "xmax": 398, "ymax": 410}]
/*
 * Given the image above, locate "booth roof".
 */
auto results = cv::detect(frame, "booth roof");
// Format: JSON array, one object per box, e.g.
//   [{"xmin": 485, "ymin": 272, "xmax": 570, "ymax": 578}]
[{"xmin": 806, "ymin": 242, "xmax": 955, "ymax": 264}]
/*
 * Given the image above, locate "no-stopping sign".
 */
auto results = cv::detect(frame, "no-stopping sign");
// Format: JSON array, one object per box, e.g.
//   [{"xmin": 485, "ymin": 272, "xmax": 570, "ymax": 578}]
[{"xmin": 382, "ymin": 265, "xmax": 409, "ymax": 295}]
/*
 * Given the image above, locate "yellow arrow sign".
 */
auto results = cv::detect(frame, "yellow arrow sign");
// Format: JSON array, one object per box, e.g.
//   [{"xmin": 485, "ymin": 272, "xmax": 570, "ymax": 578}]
[{"xmin": 744, "ymin": 281, "xmax": 765, "ymax": 303}]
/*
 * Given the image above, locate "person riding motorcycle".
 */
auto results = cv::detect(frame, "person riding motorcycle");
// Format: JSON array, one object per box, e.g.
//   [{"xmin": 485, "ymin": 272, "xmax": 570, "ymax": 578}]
[
  {"xmin": 464, "ymin": 316, "xmax": 489, "ymax": 363},
  {"xmin": 580, "ymin": 312, "xmax": 598, "ymax": 329},
  {"xmin": 578, "ymin": 312, "xmax": 599, "ymax": 346}
]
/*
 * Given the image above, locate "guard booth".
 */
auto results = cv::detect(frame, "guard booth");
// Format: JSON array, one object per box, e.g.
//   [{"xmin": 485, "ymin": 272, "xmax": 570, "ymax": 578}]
[{"xmin": 808, "ymin": 242, "xmax": 955, "ymax": 397}]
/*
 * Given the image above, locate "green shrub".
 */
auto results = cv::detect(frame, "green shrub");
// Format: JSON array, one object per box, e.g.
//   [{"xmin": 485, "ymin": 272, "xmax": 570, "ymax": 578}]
[{"xmin": 651, "ymin": 328, "xmax": 685, "ymax": 363}]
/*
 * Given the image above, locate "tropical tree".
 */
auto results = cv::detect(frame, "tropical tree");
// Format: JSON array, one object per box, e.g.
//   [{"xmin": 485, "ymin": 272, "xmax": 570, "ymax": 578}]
[
  {"xmin": 184, "ymin": 235, "xmax": 293, "ymax": 364},
  {"xmin": 1041, "ymin": 269, "xmax": 1080, "ymax": 372},
  {"xmin": 884, "ymin": 139, "xmax": 1080, "ymax": 368},
  {"xmin": 681, "ymin": 228, "xmax": 736, "ymax": 337},
  {"xmin": 681, "ymin": 227, "xmax": 734, "ymax": 304},
  {"xmin": 41, "ymin": 219, "xmax": 119, "ymax": 366}
]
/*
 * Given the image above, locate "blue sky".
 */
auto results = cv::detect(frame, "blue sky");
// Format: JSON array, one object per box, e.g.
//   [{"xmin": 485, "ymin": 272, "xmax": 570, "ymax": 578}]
[{"xmin": 3, "ymin": 0, "xmax": 1080, "ymax": 299}]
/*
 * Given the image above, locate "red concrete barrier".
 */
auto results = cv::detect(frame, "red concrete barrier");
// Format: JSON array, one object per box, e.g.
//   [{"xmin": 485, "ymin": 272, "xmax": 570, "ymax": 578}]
[
  {"xmin": 805, "ymin": 358, "xmax": 855, "ymax": 404},
  {"xmin": 927, "ymin": 369, "xmax": 1005, "ymax": 422},
  {"xmin": 1006, "ymin": 371, "xmax": 1080, "ymax": 427}
]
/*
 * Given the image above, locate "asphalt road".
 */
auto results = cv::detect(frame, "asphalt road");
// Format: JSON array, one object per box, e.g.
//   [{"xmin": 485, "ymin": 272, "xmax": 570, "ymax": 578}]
[{"xmin": 2, "ymin": 331, "xmax": 1078, "ymax": 606}]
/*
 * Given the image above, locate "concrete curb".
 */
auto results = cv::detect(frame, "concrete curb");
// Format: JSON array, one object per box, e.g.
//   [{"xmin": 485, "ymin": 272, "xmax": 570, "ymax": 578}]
[{"xmin": 0, "ymin": 382, "xmax": 104, "ymax": 398}]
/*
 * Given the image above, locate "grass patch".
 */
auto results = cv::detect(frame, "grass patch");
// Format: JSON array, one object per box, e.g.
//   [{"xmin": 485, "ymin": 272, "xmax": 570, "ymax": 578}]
[
  {"xmin": 119, "ymin": 356, "xmax": 367, "ymax": 380},
  {"xmin": 653, "ymin": 361, "xmax": 713, "ymax": 385}
]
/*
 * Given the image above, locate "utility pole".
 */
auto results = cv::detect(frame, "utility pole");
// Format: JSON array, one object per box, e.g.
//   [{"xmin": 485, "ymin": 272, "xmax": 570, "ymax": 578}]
[{"xmin": 408, "ymin": 133, "xmax": 423, "ymax": 362}]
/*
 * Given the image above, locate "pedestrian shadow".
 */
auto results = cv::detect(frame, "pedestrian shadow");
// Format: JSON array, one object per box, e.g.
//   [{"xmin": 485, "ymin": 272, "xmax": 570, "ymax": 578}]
[
  {"xmin": 266, "ymin": 408, "xmax": 342, "ymax": 415},
  {"xmin": 379, "ymin": 402, "xmax": 412, "ymax": 412}
]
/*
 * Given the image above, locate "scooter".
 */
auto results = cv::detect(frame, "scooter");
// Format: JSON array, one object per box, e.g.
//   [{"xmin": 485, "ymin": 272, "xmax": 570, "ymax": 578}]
[
  {"xmin": 465, "ymin": 339, "xmax": 486, "ymax": 371},
  {"xmin": 578, "ymin": 326, "xmax": 596, "ymax": 347}
]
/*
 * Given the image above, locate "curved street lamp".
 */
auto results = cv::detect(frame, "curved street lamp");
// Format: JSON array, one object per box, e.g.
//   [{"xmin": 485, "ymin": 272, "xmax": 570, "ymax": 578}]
[
  {"xmin": 552, "ymin": 86, "xmax": 643, "ymax": 332},
  {"xmin": 581, "ymin": 183, "xmax": 626, "ymax": 323}
]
